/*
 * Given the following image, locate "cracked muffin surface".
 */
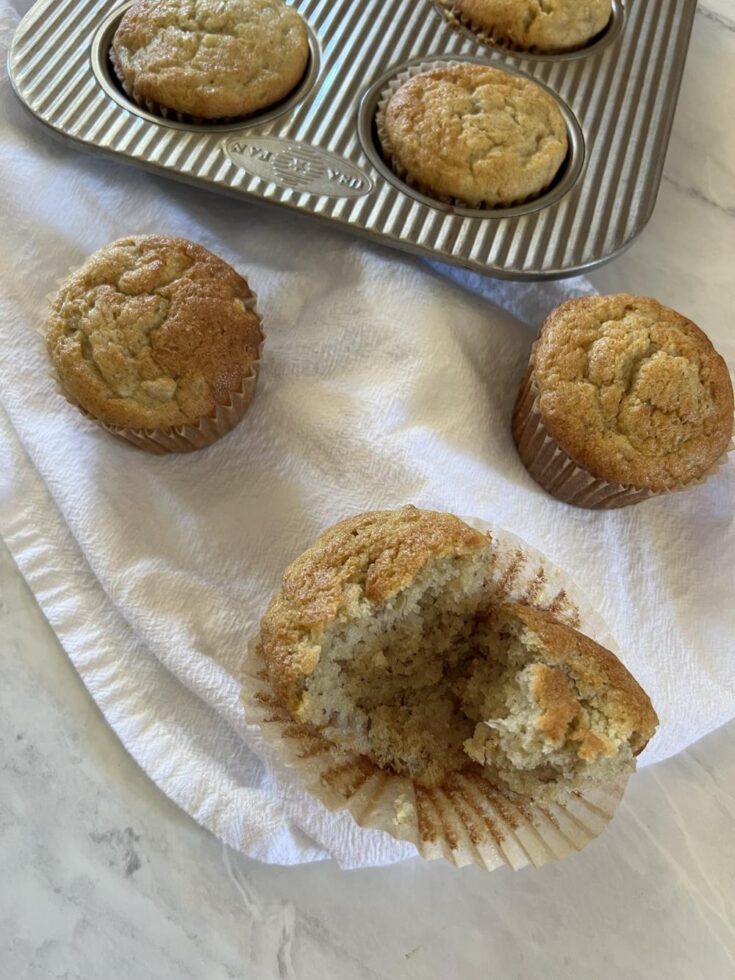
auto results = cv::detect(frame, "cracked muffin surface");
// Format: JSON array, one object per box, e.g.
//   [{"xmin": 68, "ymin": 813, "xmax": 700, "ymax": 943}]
[
  {"xmin": 453, "ymin": 0, "xmax": 612, "ymax": 53},
  {"xmin": 529, "ymin": 294, "xmax": 734, "ymax": 490},
  {"xmin": 380, "ymin": 64, "xmax": 568, "ymax": 208},
  {"xmin": 46, "ymin": 235, "xmax": 263, "ymax": 430},
  {"xmin": 111, "ymin": 0, "xmax": 309, "ymax": 119}
]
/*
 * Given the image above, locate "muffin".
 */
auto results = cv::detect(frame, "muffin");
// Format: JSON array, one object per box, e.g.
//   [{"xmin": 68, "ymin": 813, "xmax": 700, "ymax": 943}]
[
  {"xmin": 259, "ymin": 506, "xmax": 657, "ymax": 801},
  {"xmin": 111, "ymin": 0, "xmax": 309, "ymax": 121},
  {"xmin": 512, "ymin": 294, "xmax": 734, "ymax": 507},
  {"xmin": 378, "ymin": 63, "xmax": 568, "ymax": 208},
  {"xmin": 45, "ymin": 235, "xmax": 263, "ymax": 453},
  {"xmin": 453, "ymin": 0, "xmax": 612, "ymax": 53}
]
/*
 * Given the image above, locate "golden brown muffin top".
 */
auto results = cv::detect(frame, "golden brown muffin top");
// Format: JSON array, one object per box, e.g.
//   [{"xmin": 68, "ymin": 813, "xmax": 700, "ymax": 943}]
[
  {"xmin": 111, "ymin": 0, "xmax": 309, "ymax": 119},
  {"xmin": 46, "ymin": 235, "xmax": 263, "ymax": 431},
  {"xmin": 260, "ymin": 507, "xmax": 490, "ymax": 711},
  {"xmin": 381, "ymin": 63, "xmax": 568, "ymax": 208},
  {"xmin": 454, "ymin": 0, "xmax": 612, "ymax": 53},
  {"xmin": 531, "ymin": 294, "xmax": 734, "ymax": 491},
  {"xmin": 499, "ymin": 602, "xmax": 658, "ymax": 755}
]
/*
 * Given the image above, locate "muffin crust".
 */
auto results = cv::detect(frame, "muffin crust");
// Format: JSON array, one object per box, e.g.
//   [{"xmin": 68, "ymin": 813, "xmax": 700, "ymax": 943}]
[
  {"xmin": 462, "ymin": 601, "xmax": 658, "ymax": 796},
  {"xmin": 454, "ymin": 0, "xmax": 612, "ymax": 53},
  {"xmin": 111, "ymin": 0, "xmax": 309, "ymax": 120},
  {"xmin": 529, "ymin": 295, "xmax": 734, "ymax": 490},
  {"xmin": 381, "ymin": 64, "xmax": 568, "ymax": 208},
  {"xmin": 46, "ymin": 235, "xmax": 263, "ymax": 430},
  {"xmin": 493, "ymin": 602, "xmax": 657, "ymax": 751}
]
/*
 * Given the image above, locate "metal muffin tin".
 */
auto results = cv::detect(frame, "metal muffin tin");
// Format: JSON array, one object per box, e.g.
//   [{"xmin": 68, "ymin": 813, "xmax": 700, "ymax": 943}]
[{"xmin": 9, "ymin": 0, "xmax": 697, "ymax": 280}]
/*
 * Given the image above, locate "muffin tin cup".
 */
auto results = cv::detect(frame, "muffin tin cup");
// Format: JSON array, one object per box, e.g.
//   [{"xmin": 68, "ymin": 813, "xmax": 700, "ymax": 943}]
[
  {"xmin": 10, "ymin": 0, "xmax": 698, "ymax": 280},
  {"xmin": 433, "ymin": 0, "xmax": 625, "ymax": 60},
  {"xmin": 512, "ymin": 354, "xmax": 735, "ymax": 509},
  {"xmin": 373, "ymin": 60, "xmax": 584, "ymax": 216},
  {"xmin": 241, "ymin": 519, "xmax": 631, "ymax": 871},
  {"xmin": 102, "ymin": 2, "xmax": 322, "ymax": 131},
  {"xmin": 43, "ymin": 277, "xmax": 264, "ymax": 455}
]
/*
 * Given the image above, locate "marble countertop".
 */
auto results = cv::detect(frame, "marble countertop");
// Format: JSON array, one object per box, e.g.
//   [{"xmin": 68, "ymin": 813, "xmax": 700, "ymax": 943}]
[{"xmin": 2, "ymin": 3, "xmax": 734, "ymax": 978}]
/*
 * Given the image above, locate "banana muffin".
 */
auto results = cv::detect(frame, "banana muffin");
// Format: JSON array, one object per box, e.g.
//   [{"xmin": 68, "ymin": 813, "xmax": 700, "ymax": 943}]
[
  {"xmin": 45, "ymin": 235, "xmax": 263, "ymax": 452},
  {"xmin": 379, "ymin": 63, "xmax": 568, "ymax": 208},
  {"xmin": 259, "ymin": 506, "xmax": 657, "ymax": 800},
  {"xmin": 111, "ymin": 0, "xmax": 309, "ymax": 120},
  {"xmin": 453, "ymin": 0, "xmax": 612, "ymax": 53},
  {"xmin": 512, "ymin": 294, "xmax": 734, "ymax": 507}
]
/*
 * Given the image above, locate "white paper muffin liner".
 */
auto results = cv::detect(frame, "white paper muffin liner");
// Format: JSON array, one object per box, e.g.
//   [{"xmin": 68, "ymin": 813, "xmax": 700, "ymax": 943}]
[
  {"xmin": 242, "ymin": 519, "xmax": 634, "ymax": 871},
  {"xmin": 43, "ymin": 269, "xmax": 264, "ymax": 455},
  {"xmin": 374, "ymin": 61, "xmax": 568, "ymax": 210},
  {"xmin": 512, "ymin": 344, "xmax": 735, "ymax": 509},
  {"xmin": 432, "ymin": 0, "xmax": 612, "ymax": 55}
]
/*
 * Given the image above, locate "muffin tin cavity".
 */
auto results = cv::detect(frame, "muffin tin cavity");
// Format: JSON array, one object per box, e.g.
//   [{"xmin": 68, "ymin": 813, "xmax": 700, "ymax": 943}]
[
  {"xmin": 358, "ymin": 58, "xmax": 585, "ymax": 220},
  {"xmin": 91, "ymin": 2, "xmax": 321, "ymax": 133},
  {"xmin": 432, "ymin": 0, "xmax": 625, "ymax": 61},
  {"xmin": 11, "ymin": 0, "xmax": 697, "ymax": 280}
]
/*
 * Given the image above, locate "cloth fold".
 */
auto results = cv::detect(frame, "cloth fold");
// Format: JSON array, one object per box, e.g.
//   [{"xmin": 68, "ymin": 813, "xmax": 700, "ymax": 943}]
[{"xmin": 1, "ymin": 1, "xmax": 733, "ymax": 868}]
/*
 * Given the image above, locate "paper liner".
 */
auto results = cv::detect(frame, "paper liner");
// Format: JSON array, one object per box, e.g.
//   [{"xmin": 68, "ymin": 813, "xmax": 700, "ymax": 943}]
[
  {"xmin": 78, "ymin": 364, "xmax": 261, "ymax": 454},
  {"xmin": 432, "ymin": 0, "xmax": 612, "ymax": 55},
  {"xmin": 111, "ymin": 50, "xmax": 295, "ymax": 126},
  {"xmin": 242, "ymin": 519, "xmax": 631, "ymax": 871},
  {"xmin": 43, "ymin": 269, "xmax": 264, "ymax": 455},
  {"xmin": 374, "ymin": 61, "xmax": 567, "ymax": 211},
  {"xmin": 512, "ymin": 352, "xmax": 735, "ymax": 509}
]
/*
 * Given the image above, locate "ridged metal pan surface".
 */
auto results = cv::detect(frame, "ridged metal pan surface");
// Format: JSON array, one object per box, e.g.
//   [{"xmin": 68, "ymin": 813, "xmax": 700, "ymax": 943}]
[{"xmin": 9, "ymin": 0, "xmax": 696, "ymax": 280}]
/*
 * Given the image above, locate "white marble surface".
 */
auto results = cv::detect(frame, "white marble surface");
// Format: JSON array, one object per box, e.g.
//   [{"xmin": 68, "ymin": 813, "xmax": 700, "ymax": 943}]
[{"xmin": 2, "ymin": 3, "xmax": 735, "ymax": 978}]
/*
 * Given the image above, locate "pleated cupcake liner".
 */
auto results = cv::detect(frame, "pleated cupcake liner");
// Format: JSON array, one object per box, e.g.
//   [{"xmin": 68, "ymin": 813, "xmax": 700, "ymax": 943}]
[
  {"xmin": 242, "ymin": 519, "xmax": 632, "ymax": 871},
  {"xmin": 433, "ymin": 0, "xmax": 611, "ymax": 56},
  {"xmin": 76, "ymin": 362, "xmax": 262, "ymax": 454},
  {"xmin": 375, "ymin": 61, "xmax": 566, "ymax": 211},
  {"xmin": 512, "ymin": 345, "xmax": 735, "ymax": 509},
  {"xmin": 42, "ymin": 268, "xmax": 264, "ymax": 454}
]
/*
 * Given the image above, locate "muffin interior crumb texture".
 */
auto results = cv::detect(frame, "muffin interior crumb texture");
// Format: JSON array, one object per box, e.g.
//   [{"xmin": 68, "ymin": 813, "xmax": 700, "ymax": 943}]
[
  {"xmin": 46, "ymin": 235, "xmax": 263, "ymax": 430},
  {"xmin": 263, "ymin": 510, "xmax": 657, "ymax": 801}
]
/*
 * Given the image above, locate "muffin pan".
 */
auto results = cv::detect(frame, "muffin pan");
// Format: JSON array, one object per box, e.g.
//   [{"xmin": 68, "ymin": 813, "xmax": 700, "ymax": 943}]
[{"xmin": 9, "ymin": 0, "xmax": 697, "ymax": 281}]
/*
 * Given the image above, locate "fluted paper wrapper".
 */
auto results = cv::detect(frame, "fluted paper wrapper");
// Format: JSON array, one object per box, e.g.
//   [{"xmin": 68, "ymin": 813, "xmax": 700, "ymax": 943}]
[
  {"xmin": 375, "ymin": 61, "xmax": 565, "ymax": 210},
  {"xmin": 44, "ymin": 278, "xmax": 263, "ymax": 454},
  {"xmin": 512, "ymin": 353, "xmax": 735, "ymax": 508},
  {"xmin": 242, "ymin": 519, "xmax": 630, "ymax": 871},
  {"xmin": 78, "ymin": 351, "xmax": 261, "ymax": 454},
  {"xmin": 111, "ymin": 51, "xmax": 243, "ymax": 125}
]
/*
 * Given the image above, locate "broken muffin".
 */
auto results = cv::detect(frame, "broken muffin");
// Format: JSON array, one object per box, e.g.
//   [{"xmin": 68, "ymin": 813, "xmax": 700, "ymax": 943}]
[{"xmin": 259, "ymin": 506, "xmax": 657, "ymax": 801}]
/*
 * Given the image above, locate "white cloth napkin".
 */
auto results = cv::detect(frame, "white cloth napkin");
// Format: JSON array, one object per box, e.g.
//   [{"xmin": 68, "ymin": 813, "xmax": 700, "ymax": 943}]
[{"xmin": 1, "ymin": 2, "xmax": 734, "ymax": 868}]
